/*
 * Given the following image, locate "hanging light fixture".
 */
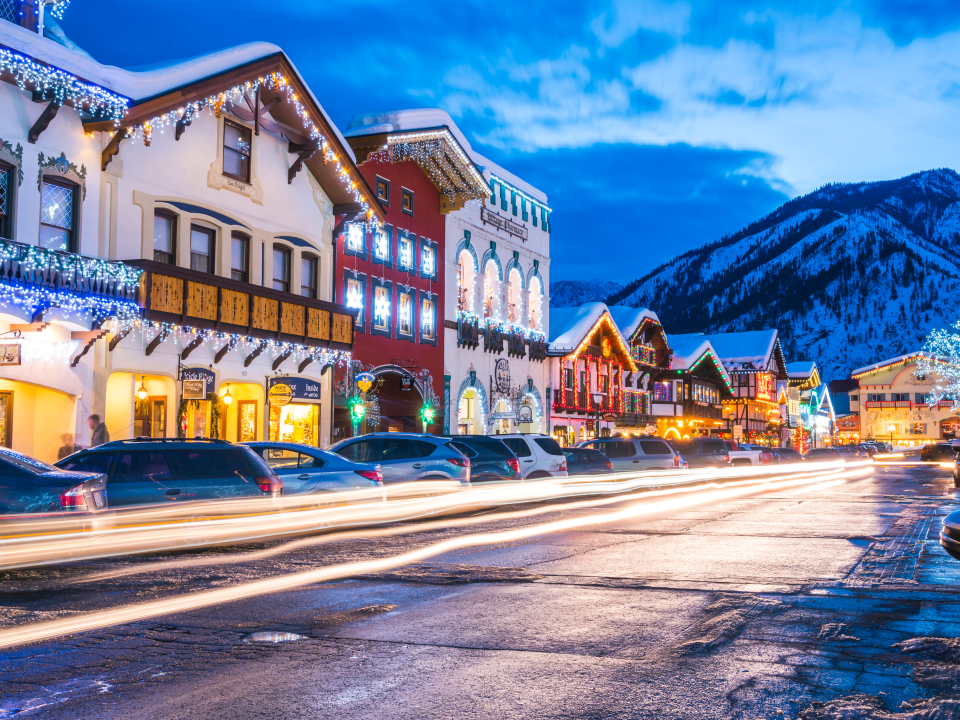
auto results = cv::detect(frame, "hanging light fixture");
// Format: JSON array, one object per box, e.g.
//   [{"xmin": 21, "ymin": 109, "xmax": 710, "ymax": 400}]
[
  {"xmin": 222, "ymin": 384, "xmax": 233, "ymax": 406},
  {"xmin": 137, "ymin": 376, "xmax": 148, "ymax": 401}
]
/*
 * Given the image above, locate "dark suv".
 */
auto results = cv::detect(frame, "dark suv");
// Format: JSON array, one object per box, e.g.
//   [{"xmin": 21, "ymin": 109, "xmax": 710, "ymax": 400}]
[
  {"xmin": 56, "ymin": 438, "xmax": 281, "ymax": 508},
  {"xmin": 669, "ymin": 438, "xmax": 732, "ymax": 468}
]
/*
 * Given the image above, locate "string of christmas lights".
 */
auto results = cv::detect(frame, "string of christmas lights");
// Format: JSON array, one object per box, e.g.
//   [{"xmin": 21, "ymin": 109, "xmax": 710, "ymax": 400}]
[
  {"xmin": 0, "ymin": 48, "xmax": 128, "ymax": 121},
  {"xmin": 918, "ymin": 326, "xmax": 959, "ymax": 407},
  {"xmin": 124, "ymin": 73, "xmax": 375, "ymax": 222}
]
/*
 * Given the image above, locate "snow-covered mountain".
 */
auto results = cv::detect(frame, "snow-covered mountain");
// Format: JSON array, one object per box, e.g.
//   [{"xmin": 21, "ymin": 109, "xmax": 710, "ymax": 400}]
[
  {"xmin": 604, "ymin": 169, "xmax": 960, "ymax": 381},
  {"xmin": 551, "ymin": 279, "xmax": 623, "ymax": 308}
]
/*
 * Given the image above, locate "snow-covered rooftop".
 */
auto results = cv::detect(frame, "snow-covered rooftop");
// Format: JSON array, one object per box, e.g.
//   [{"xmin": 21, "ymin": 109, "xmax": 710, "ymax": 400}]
[
  {"xmin": 343, "ymin": 107, "xmax": 547, "ymax": 204},
  {"xmin": 850, "ymin": 352, "xmax": 924, "ymax": 378},
  {"xmin": 786, "ymin": 361, "xmax": 817, "ymax": 379},
  {"xmin": 0, "ymin": 20, "xmax": 357, "ymax": 162},
  {"xmin": 608, "ymin": 306, "xmax": 660, "ymax": 342},
  {"xmin": 691, "ymin": 329, "xmax": 780, "ymax": 371},
  {"xmin": 548, "ymin": 303, "xmax": 609, "ymax": 351},
  {"xmin": 667, "ymin": 335, "xmax": 732, "ymax": 385}
]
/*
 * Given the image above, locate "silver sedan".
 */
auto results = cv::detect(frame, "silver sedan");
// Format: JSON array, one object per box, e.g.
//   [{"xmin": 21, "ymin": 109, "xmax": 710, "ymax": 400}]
[{"xmin": 243, "ymin": 442, "xmax": 383, "ymax": 495}]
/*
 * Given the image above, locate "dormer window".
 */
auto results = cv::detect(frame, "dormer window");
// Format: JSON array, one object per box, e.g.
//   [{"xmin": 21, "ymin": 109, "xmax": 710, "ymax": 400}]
[
  {"xmin": 376, "ymin": 177, "xmax": 390, "ymax": 206},
  {"xmin": 401, "ymin": 188, "xmax": 414, "ymax": 216},
  {"xmin": 223, "ymin": 120, "xmax": 252, "ymax": 183}
]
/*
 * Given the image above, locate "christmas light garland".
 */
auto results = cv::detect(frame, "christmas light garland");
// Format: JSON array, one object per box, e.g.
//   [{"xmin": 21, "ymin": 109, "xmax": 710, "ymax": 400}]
[
  {"xmin": 124, "ymin": 73, "xmax": 374, "ymax": 221},
  {"xmin": 0, "ymin": 47, "xmax": 129, "ymax": 122},
  {"xmin": 918, "ymin": 326, "xmax": 960, "ymax": 408}
]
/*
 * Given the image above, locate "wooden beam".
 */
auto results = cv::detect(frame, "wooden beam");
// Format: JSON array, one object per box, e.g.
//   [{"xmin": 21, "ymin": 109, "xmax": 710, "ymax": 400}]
[
  {"xmin": 297, "ymin": 355, "xmax": 314, "ymax": 373},
  {"xmin": 333, "ymin": 203, "xmax": 365, "ymax": 215},
  {"xmin": 10, "ymin": 322, "xmax": 49, "ymax": 333},
  {"xmin": 101, "ymin": 128, "xmax": 129, "ymax": 171},
  {"xmin": 287, "ymin": 139, "xmax": 318, "ymax": 185},
  {"xmin": 28, "ymin": 101, "xmax": 60, "ymax": 144},
  {"xmin": 108, "ymin": 326, "xmax": 131, "ymax": 352},
  {"xmin": 70, "ymin": 329, "xmax": 107, "ymax": 368},
  {"xmin": 179, "ymin": 335, "xmax": 204, "ymax": 360},
  {"xmin": 253, "ymin": 86, "xmax": 261, "ymax": 136},
  {"xmin": 145, "ymin": 329, "xmax": 171, "ymax": 356},
  {"xmin": 214, "ymin": 338, "xmax": 237, "ymax": 364},
  {"xmin": 244, "ymin": 341, "xmax": 267, "ymax": 367},
  {"xmin": 272, "ymin": 350, "xmax": 292, "ymax": 371}
]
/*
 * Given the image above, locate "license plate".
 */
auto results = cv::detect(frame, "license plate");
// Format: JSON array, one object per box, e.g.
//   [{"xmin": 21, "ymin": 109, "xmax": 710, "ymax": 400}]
[{"xmin": 93, "ymin": 492, "xmax": 104, "ymax": 509}]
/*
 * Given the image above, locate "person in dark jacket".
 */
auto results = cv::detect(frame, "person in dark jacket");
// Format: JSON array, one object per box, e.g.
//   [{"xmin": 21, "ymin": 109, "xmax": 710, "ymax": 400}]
[{"xmin": 87, "ymin": 415, "xmax": 110, "ymax": 447}]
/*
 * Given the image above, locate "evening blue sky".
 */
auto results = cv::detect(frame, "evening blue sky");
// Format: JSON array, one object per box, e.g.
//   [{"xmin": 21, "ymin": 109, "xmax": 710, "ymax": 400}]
[{"xmin": 62, "ymin": 1, "xmax": 960, "ymax": 283}]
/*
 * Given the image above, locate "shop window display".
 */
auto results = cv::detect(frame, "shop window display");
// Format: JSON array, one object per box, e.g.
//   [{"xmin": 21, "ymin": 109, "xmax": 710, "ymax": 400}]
[{"xmin": 269, "ymin": 403, "xmax": 319, "ymax": 446}]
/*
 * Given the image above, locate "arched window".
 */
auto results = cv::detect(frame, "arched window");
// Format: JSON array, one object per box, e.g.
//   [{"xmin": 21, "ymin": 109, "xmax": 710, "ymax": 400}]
[
  {"xmin": 484, "ymin": 260, "xmax": 499, "ymax": 318},
  {"xmin": 458, "ymin": 250, "xmax": 474, "ymax": 312},
  {"xmin": 528, "ymin": 275, "xmax": 542, "ymax": 330},
  {"xmin": 508, "ymin": 268, "xmax": 523, "ymax": 324},
  {"xmin": 39, "ymin": 178, "xmax": 79, "ymax": 252}
]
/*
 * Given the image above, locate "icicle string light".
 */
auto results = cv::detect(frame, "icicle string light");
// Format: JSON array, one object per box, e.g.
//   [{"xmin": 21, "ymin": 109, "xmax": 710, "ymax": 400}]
[{"xmin": 0, "ymin": 48, "xmax": 128, "ymax": 121}]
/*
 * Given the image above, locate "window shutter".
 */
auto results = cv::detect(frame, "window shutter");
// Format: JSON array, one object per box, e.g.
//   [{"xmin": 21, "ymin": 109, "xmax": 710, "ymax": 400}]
[
  {"xmin": 489, "ymin": 179, "xmax": 496, "ymax": 205},
  {"xmin": 190, "ymin": 228, "xmax": 211, "ymax": 255},
  {"xmin": 154, "ymin": 215, "xmax": 172, "ymax": 253},
  {"xmin": 273, "ymin": 248, "xmax": 288, "ymax": 281},
  {"xmin": 521, "ymin": 198, "xmax": 528, "ymax": 221},
  {"xmin": 500, "ymin": 183, "xmax": 507, "ymax": 211},
  {"xmin": 532, "ymin": 203, "xmax": 538, "ymax": 227},
  {"xmin": 511, "ymin": 191, "xmax": 518, "ymax": 216}
]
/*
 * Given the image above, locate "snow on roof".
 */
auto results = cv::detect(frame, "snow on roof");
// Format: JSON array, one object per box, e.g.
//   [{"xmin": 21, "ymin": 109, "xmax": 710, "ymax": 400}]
[
  {"xmin": 0, "ymin": 22, "xmax": 357, "ymax": 162},
  {"xmin": 343, "ymin": 107, "xmax": 547, "ymax": 204},
  {"xmin": 607, "ymin": 306, "xmax": 660, "ymax": 342},
  {"xmin": 850, "ymin": 352, "xmax": 924, "ymax": 378},
  {"xmin": 696, "ymin": 329, "xmax": 779, "ymax": 370},
  {"xmin": 667, "ymin": 335, "xmax": 731, "ymax": 385},
  {"xmin": 549, "ymin": 303, "xmax": 607, "ymax": 350},
  {"xmin": 786, "ymin": 361, "xmax": 817, "ymax": 378}
]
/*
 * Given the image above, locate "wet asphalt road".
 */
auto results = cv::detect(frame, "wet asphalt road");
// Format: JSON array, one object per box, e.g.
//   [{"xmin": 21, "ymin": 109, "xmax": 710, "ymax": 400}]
[{"xmin": 3, "ymin": 464, "xmax": 960, "ymax": 719}]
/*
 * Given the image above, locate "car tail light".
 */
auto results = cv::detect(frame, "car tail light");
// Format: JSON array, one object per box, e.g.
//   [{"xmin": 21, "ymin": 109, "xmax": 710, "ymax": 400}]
[
  {"xmin": 447, "ymin": 457, "xmax": 469, "ymax": 468},
  {"xmin": 605, "ymin": 460, "xmax": 613, "ymax": 470},
  {"xmin": 256, "ymin": 475, "xmax": 283, "ymax": 496},
  {"xmin": 355, "ymin": 469, "xmax": 383, "ymax": 484},
  {"xmin": 723, "ymin": 454, "xmax": 730, "ymax": 463},
  {"xmin": 507, "ymin": 458, "xmax": 520, "ymax": 474},
  {"xmin": 559, "ymin": 461, "xmax": 567, "ymax": 472},
  {"xmin": 674, "ymin": 454, "xmax": 680, "ymax": 467},
  {"xmin": 60, "ymin": 483, "xmax": 87, "ymax": 510}
]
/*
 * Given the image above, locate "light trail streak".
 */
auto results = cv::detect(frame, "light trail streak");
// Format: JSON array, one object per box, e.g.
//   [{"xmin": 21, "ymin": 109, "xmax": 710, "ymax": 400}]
[
  {"xmin": 0, "ymin": 462, "xmax": 864, "ymax": 571},
  {"xmin": 0, "ymin": 464, "xmax": 871, "ymax": 650}
]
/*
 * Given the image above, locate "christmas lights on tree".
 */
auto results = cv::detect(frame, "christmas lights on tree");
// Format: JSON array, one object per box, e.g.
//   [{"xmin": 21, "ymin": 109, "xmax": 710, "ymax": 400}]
[{"xmin": 918, "ymin": 326, "xmax": 959, "ymax": 406}]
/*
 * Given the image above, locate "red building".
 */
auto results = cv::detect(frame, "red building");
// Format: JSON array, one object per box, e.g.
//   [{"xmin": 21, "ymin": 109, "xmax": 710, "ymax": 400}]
[{"xmin": 337, "ymin": 119, "xmax": 489, "ymax": 438}]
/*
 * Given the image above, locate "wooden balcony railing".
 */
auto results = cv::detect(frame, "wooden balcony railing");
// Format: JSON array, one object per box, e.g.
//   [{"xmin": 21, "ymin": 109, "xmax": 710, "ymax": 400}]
[
  {"xmin": 507, "ymin": 330, "xmax": 526, "ymax": 358},
  {"xmin": 864, "ymin": 400, "xmax": 912, "ymax": 409},
  {"xmin": 128, "ymin": 260, "xmax": 356, "ymax": 350}
]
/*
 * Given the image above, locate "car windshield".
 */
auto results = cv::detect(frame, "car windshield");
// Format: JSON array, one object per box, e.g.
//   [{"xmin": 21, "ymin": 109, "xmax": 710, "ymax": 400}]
[{"xmin": 3, "ymin": 449, "xmax": 55, "ymax": 474}]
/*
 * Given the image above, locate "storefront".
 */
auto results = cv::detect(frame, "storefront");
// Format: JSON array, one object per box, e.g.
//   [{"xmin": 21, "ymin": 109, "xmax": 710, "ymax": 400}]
[
  {"xmin": 0, "ymin": 378, "xmax": 78, "ymax": 462},
  {"xmin": 267, "ymin": 377, "xmax": 324, "ymax": 446}
]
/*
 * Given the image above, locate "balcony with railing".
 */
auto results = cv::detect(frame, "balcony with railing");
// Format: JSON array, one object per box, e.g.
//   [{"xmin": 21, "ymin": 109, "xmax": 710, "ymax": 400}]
[
  {"xmin": 0, "ymin": 238, "xmax": 141, "ymax": 321},
  {"xmin": 507, "ymin": 329, "xmax": 526, "ymax": 358},
  {"xmin": 456, "ymin": 313, "xmax": 480, "ymax": 348},
  {"xmin": 682, "ymin": 401, "xmax": 724, "ymax": 420},
  {"xmin": 128, "ymin": 259, "xmax": 356, "ymax": 351},
  {"xmin": 631, "ymin": 343, "xmax": 657, "ymax": 366},
  {"xmin": 864, "ymin": 400, "xmax": 912, "ymax": 409}
]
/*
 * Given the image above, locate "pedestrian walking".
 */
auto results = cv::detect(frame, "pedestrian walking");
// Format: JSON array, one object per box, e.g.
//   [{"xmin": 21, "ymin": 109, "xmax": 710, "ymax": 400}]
[{"xmin": 87, "ymin": 415, "xmax": 110, "ymax": 447}]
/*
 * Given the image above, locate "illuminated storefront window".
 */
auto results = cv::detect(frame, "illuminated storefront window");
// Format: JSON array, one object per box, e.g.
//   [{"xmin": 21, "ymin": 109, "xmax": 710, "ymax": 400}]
[{"xmin": 269, "ymin": 403, "xmax": 318, "ymax": 446}]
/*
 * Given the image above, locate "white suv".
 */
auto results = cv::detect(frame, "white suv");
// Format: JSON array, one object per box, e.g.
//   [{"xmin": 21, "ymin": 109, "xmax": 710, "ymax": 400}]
[{"xmin": 497, "ymin": 434, "xmax": 569, "ymax": 480}]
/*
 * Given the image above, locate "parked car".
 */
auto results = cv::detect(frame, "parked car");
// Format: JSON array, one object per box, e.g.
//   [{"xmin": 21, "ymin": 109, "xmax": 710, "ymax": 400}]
[
  {"xmin": 0, "ymin": 447, "xmax": 109, "ymax": 515},
  {"xmin": 562, "ymin": 447, "xmax": 613, "ymax": 476},
  {"xmin": 576, "ymin": 436, "xmax": 687, "ymax": 472},
  {"xmin": 56, "ymin": 438, "xmax": 281, "ymax": 508},
  {"xmin": 921, "ymin": 443, "xmax": 957, "ymax": 463},
  {"xmin": 804, "ymin": 447, "xmax": 842, "ymax": 460},
  {"xmin": 244, "ymin": 442, "xmax": 383, "ymax": 495},
  {"xmin": 726, "ymin": 442, "xmax": 765, "ymax": 466},
  {"xmin": 497, "ymin": 434, "xmax": 568, "ymax": 479},
  {"xmin": 940, "ymin": 507, "xmax": 960, "ymax": 559},
  {"xmin": 668, "ymin": 438, "xmax": 732, "ymax": 468},
  {"xmin": 855, "ymin": 444, "xmax": 879, "ymax": 457},
  {"xmin": 443, "ymin": 436, "xmax": 521, "ymax": 483},
  {"xmin": 948, "ymin": 440, "xmax": 960, "ymax": 488},
  {"xmin": 772, "ymin": 447, "xmax": 804, "ymax": 463},
  {"xmin": 837, "ymin": 445, "xmax": 867, "ymax": 459},
  {"xmin": 329, "ymin": 433, "xmax": 470, "ymax": 485}
]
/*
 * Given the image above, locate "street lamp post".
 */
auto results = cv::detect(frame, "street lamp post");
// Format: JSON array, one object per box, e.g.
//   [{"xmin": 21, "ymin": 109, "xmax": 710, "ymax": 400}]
[
  {"xmin": 592, "ymin": 392, "xmax": 603, "ymax": 439},
  {"xmin": 888, "ymin": 422, "xmax": 896, "ymax": 451}
]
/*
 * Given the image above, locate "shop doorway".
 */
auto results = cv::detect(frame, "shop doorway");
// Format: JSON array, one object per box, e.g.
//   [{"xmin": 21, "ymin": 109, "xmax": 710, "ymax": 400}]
[
  {"xmin": 108, "ymin": 373, "xmax": 176, "ymax": 442},
  {"xmin": 458, "ymin": 388, "xmax": 479, "ymax": 435},
  {"xmin": 0, "ymin": 392, "xmax": 10, "ymax": 448},
  {"xmin": 134, "ymin": 397, "xmax": 167, "ymax": 438},
  {"xmin": 0, "ymin": 379, "xmax": 76, "ymax": 462},
  {"xmin": 370, "ymin": 372, "xmax": 425, "ymax": 434}
]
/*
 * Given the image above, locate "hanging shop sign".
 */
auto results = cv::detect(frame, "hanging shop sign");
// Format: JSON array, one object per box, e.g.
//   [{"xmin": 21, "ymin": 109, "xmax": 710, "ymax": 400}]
[
  {"xmin": 268, "ymin": 376, "xmax": 322, "ymax": 403},
  {"xmin": 733, "ymin": 424, "xmax": 744, "ymax": 441},
  {"xmin": 0, "ymin": 344, "xmax": 21, "ymax": 366},
  {"xmin": 518, "ymin": 405, "xmax": 533, "ymax": 423},
  {"xmin": 603, "ymin": 413, "xmax": 619, "ymax": 422},
  {"xmin": 355, "ymin": 372, "xmax": 376, "ymax": 394},
  {"xmin": 182, "ymin": 367, "xmax": 215, "ymax": 400},
  {"xmin": 481, "ymin": 206, "xmax": 528, "ymax": 241},
  {"xmin": 495, "ymin": 359, "xmax": 511, "ymax": 393},
  {"xmin": 268, "ymin": 382, "xmax": 294, "ymax": 407},
  {"xmin": 400, "ymin": 374, "xmax": 414, "ymax": 391},
  {"xmin": 756, "ymin": 373, "xmax": 773, "ymax": 401}
]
